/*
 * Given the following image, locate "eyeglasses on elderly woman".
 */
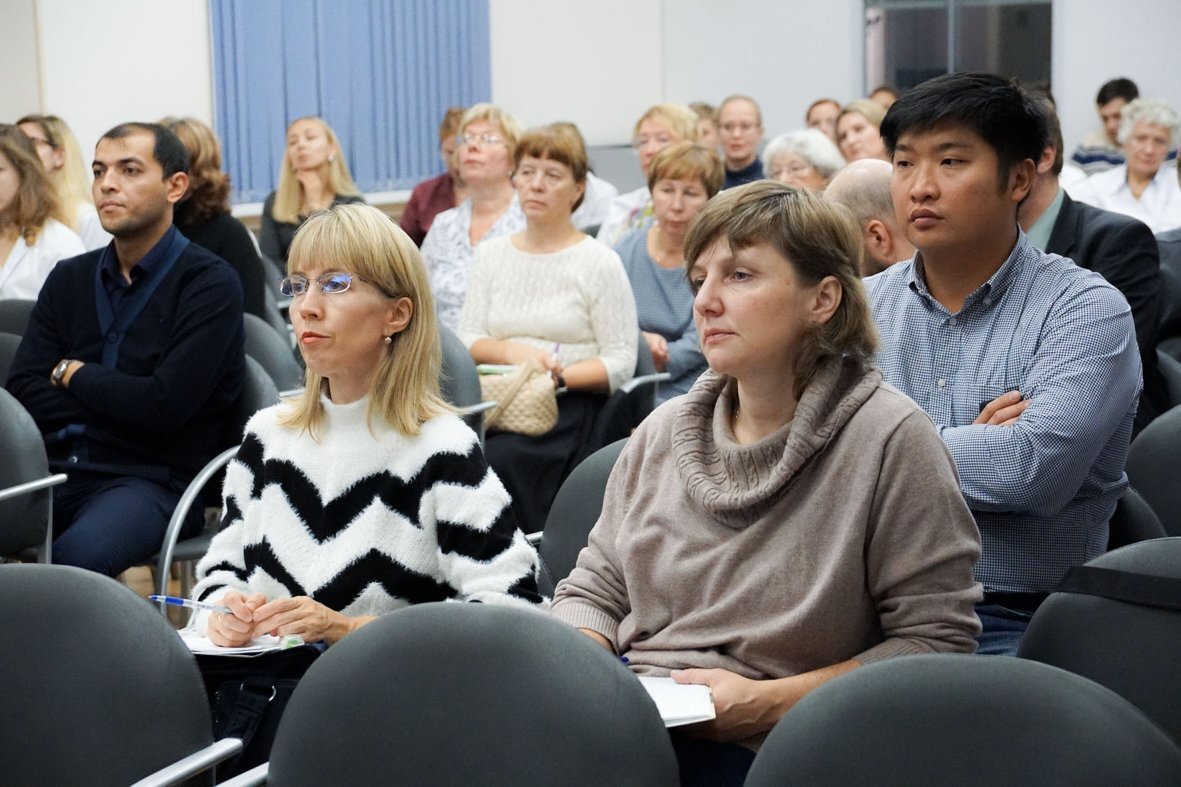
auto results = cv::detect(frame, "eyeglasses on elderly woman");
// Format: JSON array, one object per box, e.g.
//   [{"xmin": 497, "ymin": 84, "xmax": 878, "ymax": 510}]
[{"xmin": 280, "ymin": 271, "xmax": 391, "ymax": 297}]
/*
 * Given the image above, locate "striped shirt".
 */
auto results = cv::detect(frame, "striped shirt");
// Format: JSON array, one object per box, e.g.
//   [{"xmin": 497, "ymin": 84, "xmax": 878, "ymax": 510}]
[{"xmin": 864, "ymin": 230, "xmax": 1141, "ymax": 593}]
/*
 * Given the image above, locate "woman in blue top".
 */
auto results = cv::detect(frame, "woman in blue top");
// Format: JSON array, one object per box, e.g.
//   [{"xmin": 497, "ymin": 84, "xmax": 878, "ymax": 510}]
[{"xmin": 614, "ymin": 142, "xmax": 722, "ymax": 401}]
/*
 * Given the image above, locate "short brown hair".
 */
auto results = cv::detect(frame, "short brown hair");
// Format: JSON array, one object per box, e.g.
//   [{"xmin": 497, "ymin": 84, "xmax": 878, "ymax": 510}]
[
  {"xmin": 439, "ymin": 107, "xmax": 466, "ymax": 145},
  {"xmin": 684, "ymin": 181, "xmax": 878, "ymax": 398},
  {"xmin": 0, "ymin": 124, "xmax": 62, "ymax": 245},
  {"xmin": 514, "ymin": 124, "xmax": 589, "ymax": 211},
  {"xmin": 164, "ymin": 117, "xmax": 231, "ymax": 222},
  {"xmin": 647, "ymin": 141, "xmax": 724, "ymax": 198}
]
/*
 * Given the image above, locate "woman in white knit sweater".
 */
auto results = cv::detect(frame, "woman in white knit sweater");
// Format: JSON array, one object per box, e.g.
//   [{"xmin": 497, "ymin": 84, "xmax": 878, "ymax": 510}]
[
  {"xmin": 194, "ymin": 204, "xmax": 542, "ymax": 648},
  {"xmin": 458, "ymin": 124, "xmax": 638, "ymax": 533},
  {"xmin": 552, "ymin": 183, "xmax": 981, "ymax": 784}
]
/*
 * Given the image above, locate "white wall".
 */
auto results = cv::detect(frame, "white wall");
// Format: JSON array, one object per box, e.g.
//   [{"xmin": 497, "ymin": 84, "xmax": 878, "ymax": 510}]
[
  {"xmin": 1, "ymin": 0, "xmax": 43, "ymax": 122},
  {"xmin": 661, "ymin": 0, "xmax": 863, "ymax": 140},
  {"xmin": 488, "ymin": 0, "xmax": 664, "ymax": 145},
  {"xmin": 1053, "ymin": 0, "xmax": 1181, "ymax": 153},
  {"xmin": 34, "ymin": 0, "xmax": 213, "ymax": 162}
]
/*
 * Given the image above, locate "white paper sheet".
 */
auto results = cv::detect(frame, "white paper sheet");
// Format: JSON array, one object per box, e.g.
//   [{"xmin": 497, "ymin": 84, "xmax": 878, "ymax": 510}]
[
  {"xmin": 177, "ymin": 628, "xmax": 304, "ymax": 657},
  {"xmin": 638, "ymin": 676, "xmax": 716, "ymax": 728}
]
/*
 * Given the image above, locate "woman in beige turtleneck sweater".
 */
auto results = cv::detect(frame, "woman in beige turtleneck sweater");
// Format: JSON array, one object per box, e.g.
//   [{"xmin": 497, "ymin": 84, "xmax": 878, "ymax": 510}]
[{"xmin": 551, "ymin": 182, "xmax": 982, "ymax": 784}]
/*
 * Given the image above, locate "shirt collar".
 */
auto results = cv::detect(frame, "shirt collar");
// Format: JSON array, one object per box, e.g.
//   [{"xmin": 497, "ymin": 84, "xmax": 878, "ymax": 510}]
[
  {"xmin": 908, "ymin": 227, "xmax": 1030, "ymax": 313},
  {"xmin": 1025, "ymin": 185, "xmax": 1065, "ymax": 251},
  {"xmin": 100, "ymin": 225, "xmax": 180, "ymax": 287}
]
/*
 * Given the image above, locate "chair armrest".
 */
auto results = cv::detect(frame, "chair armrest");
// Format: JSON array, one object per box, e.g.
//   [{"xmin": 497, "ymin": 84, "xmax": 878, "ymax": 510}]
[
  {"xmin": 0, "ymin": 473, "xmax": 68, "ymax": 502},
  {"xmin": 459, "ymin": 400, "xmax": 497, "ymax": 416},
  {"xmin": 525, "ymin": 531, "xmax": 542, "ymax": 546},
  {"xmin": 278, "ymin": 388, "xmax": 302, "ymax": 398},
  {"xmin": 130, "ymin": 738, "xmax": 244, "ymax": 787},
  {"xmin": 619, "ymin": 372, "xmax": 670, "ymax": 394},
  {"xmin": 216, "ymin": 762, "xmax": 270, "ymax": 787},
  {"xmin": 155, "ymin": 445, "xmax": 240, "ymax": 601}
]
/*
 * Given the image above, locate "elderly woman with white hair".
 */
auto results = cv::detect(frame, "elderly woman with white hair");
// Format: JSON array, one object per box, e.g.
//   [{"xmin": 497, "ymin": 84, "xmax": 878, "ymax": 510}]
[
  {"xmin": 761, "ymin": 129, "xmax": 846, "ymax": 193},
  {"xmin": 1073, "ymin": 99, "xmax": 1181, "ymax": 233}
]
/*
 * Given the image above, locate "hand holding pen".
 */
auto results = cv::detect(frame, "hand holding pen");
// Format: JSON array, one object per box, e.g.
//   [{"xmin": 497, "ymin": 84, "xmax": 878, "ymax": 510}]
[{"xmin": 204, "ymin": 590, "xmax": 268, "ymax": 647}]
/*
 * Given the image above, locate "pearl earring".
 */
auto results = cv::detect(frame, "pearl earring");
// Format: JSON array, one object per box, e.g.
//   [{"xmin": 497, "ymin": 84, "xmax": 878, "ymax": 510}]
[
  {"xmin": 384, "ymin": 335, "xmax": 392, "ymax": 345},
  {"xmin": 328, "ymin": 153, "xmax": 336, "ymax": 163}
]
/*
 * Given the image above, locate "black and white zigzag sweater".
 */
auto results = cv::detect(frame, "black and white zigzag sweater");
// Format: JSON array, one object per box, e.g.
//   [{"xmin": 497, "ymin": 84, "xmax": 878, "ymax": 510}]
[{"xmin": 192, "ymin": 396, "xmax": 543, "ymax": 627}]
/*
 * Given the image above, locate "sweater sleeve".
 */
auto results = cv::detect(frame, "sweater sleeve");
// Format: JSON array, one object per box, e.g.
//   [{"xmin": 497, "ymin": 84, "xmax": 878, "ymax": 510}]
[
  {"xmin": 426, "ymin": 437, "xmax": 544, "ymax": 607},
  {"xmin": 190, "ymin": 430, "xmax": 264, "ymax": 632},
  {"xmin": 586, "ymin": 249, "xmax": 639, "ymax": 392},
  {"xmin": 549, "ymin": 433, "xmax": 641, "ymax": 647},
  {"xmin": 455, "ymin": 242, "xmax": 494, "ymax": 348},
  {"xmin": 856, "ymin": 407, "xmax": 983, "ymax": 663}
]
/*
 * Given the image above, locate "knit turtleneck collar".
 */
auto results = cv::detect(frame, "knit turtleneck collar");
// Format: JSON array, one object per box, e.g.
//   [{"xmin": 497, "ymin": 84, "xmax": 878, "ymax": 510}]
[{"xmin": 672, "ymin": 357, "xmax": 882, "ymax": 529}]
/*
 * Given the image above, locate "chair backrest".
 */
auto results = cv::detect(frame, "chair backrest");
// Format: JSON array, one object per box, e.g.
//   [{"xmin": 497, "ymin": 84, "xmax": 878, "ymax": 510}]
[
  {"xmin": 0, "ymin": 298, "xmax": 35, "ymax": 336},
  {"xmin": 1017, "ymin": 537, "xmax": 1181, "ymax": 745},
  {"xmin": 538, "ymin": 438, "xmax": 627, "ymax": 596},
  {"xmin": 1156, "ymin": 260, "xmax": 1181, "ymax": 360},
  {"xmin": 1126, "ymin": 403, "xmax": 1181, "ymax": 536},
  {"xmin": 268, "ymin": 603, "xmax": 678, "ymax": 787},
  {"xmin": 1157, "ymin": 349, "xmax": 1181, "ymax": 410},
  {"xmin": 0, "ymin": 388, "xmax": 51, "ymax": 555},
  {"xmin": 243, "ymin": 312, "xmax": 303, "ymax": 391},
  {"xmin": 745, "ymin": 654, "xmax": 1181, "ymax": 787},
  {"xmin": 438, "ymin": 323, "xmax": 485, "ymax": 437},
  {"xmin": 0, "ymin": 331, "xmax": 22, "ymax": 383},
  {"xmin": 1107, "ymin": 484, "xmax": 1167, "ymax": 550},
  {"xmin": 0, "ymin": 564, "xmax": 215, "ymax": 785},
  {"xmin": 586, "ymin": 333, "xmax": 662, "ymax": 451}
]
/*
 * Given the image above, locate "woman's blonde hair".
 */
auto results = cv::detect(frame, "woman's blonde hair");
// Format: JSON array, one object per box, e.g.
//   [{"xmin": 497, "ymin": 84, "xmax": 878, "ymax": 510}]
[
  {"xmin": 163, "ymin": 116, "xmax": 231, "ymax": 222},
  {"xmin": 633, "ymin": 103, "xmax": 700, "ymax": 143},
  {"xmin": 459, "ymin": 103, "xmax": 522, "ymax": 152},
  {"xmin": 279, "ymin": 204, "xmax": 451, "ymax": 438},
  {"xmin": 0, "ymin": 124, "xmax": 63, "ymax": 245},
  {"xmin": 838, "ymin": 99, "xmax": 887, "ymax": 131},
  {"xmin": 17, "ymin": 114, "xmax": 90, "ymax": 230},
  {"xmin": 647, "ymin": 141, "xmax": 724, "ymax": 197},
  {"xmin": 273, "ymin": 116, "xmax": 360, "ymax": 224},
  {"xmin": 684, "ymin": 181, "xmax": 878, "ymax": 399}
]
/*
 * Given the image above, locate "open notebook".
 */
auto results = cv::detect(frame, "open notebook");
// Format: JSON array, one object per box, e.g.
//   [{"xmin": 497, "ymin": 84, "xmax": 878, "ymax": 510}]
[
  {"xmin": 637, "ymin": 676, "xmax": 716, "ymax": 728},
  {"xmin": 177, "ymin": 628, "xmax": 304, "ymax": 657}
]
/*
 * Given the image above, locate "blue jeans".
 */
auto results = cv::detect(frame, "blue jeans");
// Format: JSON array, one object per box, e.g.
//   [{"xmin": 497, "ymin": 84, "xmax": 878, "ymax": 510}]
[
  {"xmin": 975, "ymin": 603, "xmax": 1034, "ymax": 656},
  {"xmin": 52, "ymin": 474, "xmax": 198, "ymax": 577}
]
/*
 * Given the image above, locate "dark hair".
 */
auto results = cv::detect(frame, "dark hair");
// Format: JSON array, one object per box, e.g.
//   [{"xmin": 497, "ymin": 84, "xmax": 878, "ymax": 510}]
[
  {"xmin": 683, "ymin": 181, "xmax": 878, "ymax": 399},
  {"xmin": 99, "ymin": 122, "xmax": 189, "ymax": 178},
  {"xmin": 1096, "ymin": 78, "xmax": 1139, "ymax": 106},
  {"xmin": 1024, "ymin": 86, "xmax": 1064, "ymax": 177},
  {"xmin": 880, "ymin": 72, "xmax": 1044, "ymax": 187},
  {"xmin": 163, "ymin": 117, "xmax": 230, "ymax": 222}
]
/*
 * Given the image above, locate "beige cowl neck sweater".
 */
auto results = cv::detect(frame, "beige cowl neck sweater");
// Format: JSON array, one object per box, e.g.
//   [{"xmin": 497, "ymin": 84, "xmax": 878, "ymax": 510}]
[{"xmin": 552, "ymin": 356, "xmax": 982, "ymax": 695}]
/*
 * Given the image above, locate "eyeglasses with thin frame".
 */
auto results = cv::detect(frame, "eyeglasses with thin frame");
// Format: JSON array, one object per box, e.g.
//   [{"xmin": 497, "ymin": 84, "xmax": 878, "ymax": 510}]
[
  {"xmin": 280, "ymin": 271, "xmax": 388, "ymax": 297},
  {"xmin": 458, "ymin": 132, "xmax": 505, "ymax": 148},
  {"xmin": 770, "ymin": 161, "xmax": 816, "ymax": 179}
]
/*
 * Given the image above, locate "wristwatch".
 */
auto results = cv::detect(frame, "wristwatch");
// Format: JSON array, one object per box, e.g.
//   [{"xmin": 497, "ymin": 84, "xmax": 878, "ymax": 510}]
[{"xmin": 51, "ymin": 359, "xmax": 73, "ymax": 387}]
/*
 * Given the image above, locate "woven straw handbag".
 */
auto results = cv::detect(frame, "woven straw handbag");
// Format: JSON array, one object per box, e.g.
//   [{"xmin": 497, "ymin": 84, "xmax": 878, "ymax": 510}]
[{"xmin": 479, "ymin": 360, "xmax": 558, "ymax": 436}]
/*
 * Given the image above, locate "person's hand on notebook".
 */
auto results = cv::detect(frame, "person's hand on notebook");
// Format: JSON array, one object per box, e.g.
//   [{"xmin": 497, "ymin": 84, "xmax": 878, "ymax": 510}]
[
  {"xmin": 207, "ymin": 591, "xmax": 266, "ymax": 647},
  {"xmin": 250, "ymin": 595, "xmax": 376, "ymax": 645}
]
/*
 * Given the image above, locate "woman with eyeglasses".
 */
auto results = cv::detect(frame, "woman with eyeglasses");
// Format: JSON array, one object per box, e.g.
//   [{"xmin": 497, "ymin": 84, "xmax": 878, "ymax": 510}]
[
  {"xmin": 192, "ymin": 204, "xmax": 542, "ymax": 651},
  {"xmin": 17, "ymin": 114, "xmax": 111, "ymax": 250},
  {"xmin": 762, "ymin": 129, "xmax": 847, "ymax": 193},
  {"xmin": 596, "ymin": 103, "xmax": 699, "ymax": 248},
  {"xmin": 458, "ymin": 124, "xmax": 638, "ymax": 534},
  {"xmin": 258, "ymin": 116, "xmax": 364, "ymax": 271},
  {"xmin": 421, "ymin": 103, "xmax": 524, "ymax": 330},
  {"xmin": 0, "ymin": 125, "xmax": 85, "ymax": 299}
]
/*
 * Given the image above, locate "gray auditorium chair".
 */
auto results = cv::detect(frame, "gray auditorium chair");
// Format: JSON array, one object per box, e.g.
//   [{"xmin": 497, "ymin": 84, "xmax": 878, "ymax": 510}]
[
  {"xmin": 439, "ymin": 323, "xmax": 493, "ymax": 441},
  {"xmin": 1126, "ymin": 403, "xmax": 1181, "ymax": 535},
  {"xmin": 0, "ymin": 564, "xmax": 241, "ymax": 785},
  {"xmin": 151, "ymin": 355, "xmax": 280, "ymax": 603},
  {"xmin": 584, "ymin": 334, "xmax": 669, "ymax": 452},
  {"xmin": 0, "ymin": 297, "xmax": 35, "ymax": 336},
  {"xmin": 0, "ymin": 330, "xmax": 21, "ymax": 381},
  {"xmin": 227, "ymin": 603, "xmax": 678, "ymax": 787},
  {"xmin": 745, "ymin": 654, "xmax": 1181, "ymax": 786},
  {"xmin": 1018, "ymin": 538, "xmax": 1181, "ymax": 745},
  {"xmin": 244, "ymin": 312, "xmax": 304, "ymax": 392},
  {"xmin": 1106, "ymin": 485, "xmax": 1167, "ymax": 550},
  {"xmin": 534, "ymin": 438, "xmax": 627, "ymax": 596},
  {"xmin": 0, "ymin": 388, "xmax": 66, "ymax": 562}
]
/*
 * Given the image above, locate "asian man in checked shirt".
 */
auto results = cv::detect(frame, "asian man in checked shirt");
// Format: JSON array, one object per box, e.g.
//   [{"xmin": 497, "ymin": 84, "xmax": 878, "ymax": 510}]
[{"xmin": 864, "ymin": 73, "xmax": 1141, "ymax": 656}]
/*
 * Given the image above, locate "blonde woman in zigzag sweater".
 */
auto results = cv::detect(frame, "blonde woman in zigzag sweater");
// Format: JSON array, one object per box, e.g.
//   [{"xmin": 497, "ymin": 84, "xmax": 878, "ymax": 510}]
[{"xmin": 192, "ymin": 204, "xmax": 543, "ymax": 649}]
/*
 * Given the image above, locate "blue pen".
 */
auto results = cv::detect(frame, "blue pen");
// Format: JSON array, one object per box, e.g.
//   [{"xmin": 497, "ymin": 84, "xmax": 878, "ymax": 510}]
[{"xmin": 150, "ymin": 595, "xmax": 232, "ymax": 615}]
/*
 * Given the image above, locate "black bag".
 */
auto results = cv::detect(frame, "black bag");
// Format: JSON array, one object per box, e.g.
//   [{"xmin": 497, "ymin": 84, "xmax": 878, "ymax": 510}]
[{"xmin": 199, "ymin": 645, "xmax": 323, "ymax": 778}]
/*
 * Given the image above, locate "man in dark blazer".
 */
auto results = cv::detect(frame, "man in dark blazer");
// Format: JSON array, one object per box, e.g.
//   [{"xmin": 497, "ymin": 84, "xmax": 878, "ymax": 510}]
[{"xmin": 1020, "ymin": 95, "xmax": 1165, "ymax": 431}]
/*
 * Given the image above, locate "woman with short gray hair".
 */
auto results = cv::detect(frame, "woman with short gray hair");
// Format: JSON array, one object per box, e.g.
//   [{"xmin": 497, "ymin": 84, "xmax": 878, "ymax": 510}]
[
  {"xmin": 1074, "ymin": 98, "xmax": 1181, "ymax": 233},
  {"xmin": 761, "ymin": 129, "xmax": 846, "ymax": 193}
]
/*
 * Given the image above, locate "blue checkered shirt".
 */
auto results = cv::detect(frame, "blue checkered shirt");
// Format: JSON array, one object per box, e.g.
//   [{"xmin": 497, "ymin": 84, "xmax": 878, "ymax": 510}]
[{"xmin": 864, "ymin": 231, "xmax": 1141, "ymax": 593}]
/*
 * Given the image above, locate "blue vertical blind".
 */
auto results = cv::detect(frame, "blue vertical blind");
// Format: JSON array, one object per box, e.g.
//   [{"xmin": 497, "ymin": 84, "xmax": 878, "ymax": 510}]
[{"xmin": 210, "ymin": 0, "xmax": 492, "ymax": 203}]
